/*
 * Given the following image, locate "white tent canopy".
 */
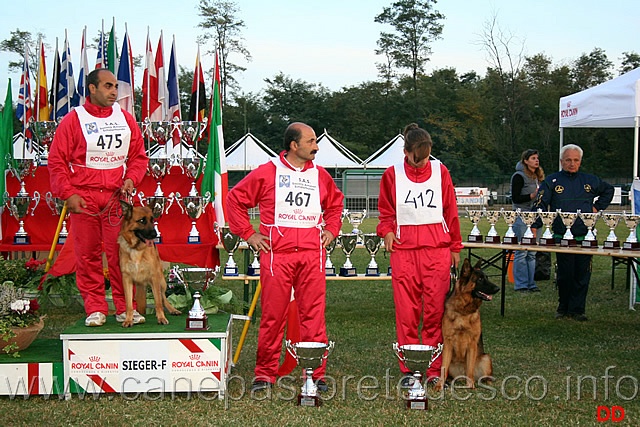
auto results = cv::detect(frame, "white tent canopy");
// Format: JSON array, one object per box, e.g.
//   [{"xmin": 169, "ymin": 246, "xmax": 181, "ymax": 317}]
[
  {"xmin": 314, "ymin": 130, "xmax": 363, "ymax": 169},
  {"xmin": 559, "ymin": 67, "xmax": 640, "ymax": 176},
  {"xmin": 225, "ymin": 132, "xmax": 277, "ymax": 171},
  {"xmin": 363, "ymin": 134, "xmax": 404, "ymax": 168}
]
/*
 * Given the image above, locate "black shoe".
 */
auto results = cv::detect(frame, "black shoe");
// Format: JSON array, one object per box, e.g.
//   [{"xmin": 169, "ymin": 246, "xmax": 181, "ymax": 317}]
[
  {"xmin": 400, "ymin": 374, "xmax": 415, "ymax": 388},
  {"xmin": 554, "ymin": 311, "xmax": 566, "ymax": 319},
  {"xmin": 571, "ymin": 313, "xmax": 588, "ymax": 322},
  {"xmin": 251, "ymin": 380, "xmax": 273, "ymax": 392},
  {"xmin": 528, "ymin": 287, "xmax": 541, "ymax": 292},
  {"xmin": 316, "ymin": 379, "xmax": 328, "ymax": 393}
]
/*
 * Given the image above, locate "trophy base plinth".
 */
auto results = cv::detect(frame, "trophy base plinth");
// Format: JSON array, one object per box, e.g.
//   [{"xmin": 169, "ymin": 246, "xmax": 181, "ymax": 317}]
[
  {"xmin": 560, "ymin": 238, "xmax": 577, "ymax": 247},
  {"xmin": 188, "ymin": 235, "xmax": 201, "ymax": 244},
  {"xmin": 467, "ymin": 234, "xmax": 483, "ymax": 243},
  {"xmin": 387, "ymin": 267, "xmax": 392, "ymax": 276},
  {"xmin": 581, "ymin": 240, "xmax": 599, "ymax": 248},
  {"xmin": 485, "ymin": 235, "xmax": 501, "ymax": 244},
  {"xmin": 58, "ymin": 235, "xmax": 68, "ymax": 245},
  {"xmin": 407, "ymin": 397, "xmax": 428, "ymax": 410},
  {"xmin": 224, "ymin": 267, "xmax": 239, "ymax": 276},
  {"xmin": 325, "ymin": 267, "xmax": 336, "ymax": 276},
  {"xmin": 521, "ymin": 237, "xmax": 537, "ymax": 245},
  {"xmin": 623, "ymin": 241, "xmax": 640, "ymax": 250},
  {"xmin": 366, "ymin": 267, "xmax": 380, "ymax": 277},
  {"xmin": 14, "ymin": 235, "xmax": 30, "ymax": 245},
  {"xmin": 154, "ymin": 236, "xmax": 162, "ymax": 244},
  {"xmin": 503, "ymin": 236, "xmax": 519, "ymax": 244},
  {"xmin": 247, "ymin": 266, "xmax": 260, "ymax": 276},
  {"xmin": 539, "ymin": 237, "xmax": 557, "ymax": 246},
  {"xmin": 298, "ymin": 393, "xmax": 321, "ymax": 407},
  {"xmin": 604, "ymin": 241, "xmax": 620, "ymax": 249},
  {"xmin": 185, "ymin": 316, "xmax": 209, "ymax": 331},
  {"xmin": 339, "ymin": 267, "xmax": 357, "ymax": 277}
]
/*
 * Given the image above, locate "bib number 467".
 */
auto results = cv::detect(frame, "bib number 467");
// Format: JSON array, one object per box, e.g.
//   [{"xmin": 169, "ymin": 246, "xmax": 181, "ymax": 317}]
[{"xmin": 285, "ymin": 191, "xmax": 311, "ymax": 207}]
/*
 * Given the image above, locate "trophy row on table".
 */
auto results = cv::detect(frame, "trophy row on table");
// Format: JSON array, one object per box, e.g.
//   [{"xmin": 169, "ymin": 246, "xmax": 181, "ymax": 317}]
[{"xmin": 467, "ymin": 208, "xmax": 640, "ymax": 250}]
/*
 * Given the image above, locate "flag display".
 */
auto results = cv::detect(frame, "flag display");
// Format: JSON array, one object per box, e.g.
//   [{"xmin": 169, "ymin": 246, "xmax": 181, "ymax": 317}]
[
  {"xmin": 107, "ymin": 23, "xmax": 118, "ymax": 74},
  {"xmin": 35, "ymin": 40, "xmax": 50, "ymax": 121},
  {"xmin": 201, "ymin": 51, "xmax": 227, "ymax": 226},
  {"xmin": 16, "ymin": 46, "xmax": 33, "ymax": 134},
  {"xmin": 49, "ymin": 47, "xmax": 61, "ymax": 121},
  {"xmin": 189, "ymin": 47, "xmax": 207, "ymax": 122},
  {"xmin": 95, "ymin": 26, "xmax": 107, "ymax": 69},
  {"xmin": 141, "ymin": 31, "xmax": 160, "ymax": 121},
  {"xmin": 77, "ymin": 27, "xmax": 90, "ymax": 105},
  {"xmin": 154, "ymin": 33, "xmax": 167, "ymax": 121},
  {"xmin": 167, "ymin": 38, "xmax": 181, "ymax": 145},
  {"xmin": 116, "ymin": 31, "xmax": 135, "ymax": 116},
  {"xmin": 55, "ymin": 35, "xmax": 79, "ymax": 119}
]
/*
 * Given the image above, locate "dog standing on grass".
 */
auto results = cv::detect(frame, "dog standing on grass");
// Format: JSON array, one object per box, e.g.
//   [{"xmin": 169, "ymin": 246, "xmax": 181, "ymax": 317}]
[
  {"xmin": 118, "ymin": 201, "xmax": 181, "ymax": 327},
  {"xmin": 435, "ymin": 258, "xmax": 499, "ymax": 390}
]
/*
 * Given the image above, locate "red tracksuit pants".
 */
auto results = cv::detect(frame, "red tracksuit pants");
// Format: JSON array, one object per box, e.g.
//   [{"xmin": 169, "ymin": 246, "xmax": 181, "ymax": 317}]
[
  {"xmin": 255, "ymin": 249, "xmax": 328, "ymax": 383},
  {"xmin": 71, "ymin": 188, "xmax": 132, "ymax": 316},
  {"xmin": 390, "ymin": 246, "xmax": 450, "ymax": 379}
]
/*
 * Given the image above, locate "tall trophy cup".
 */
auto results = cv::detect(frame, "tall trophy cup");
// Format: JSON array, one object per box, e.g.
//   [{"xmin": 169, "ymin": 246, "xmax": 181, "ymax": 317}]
[
  {"xmin": 338, "ymin": 233, "xmax": 358, "ymax": 277},
  {"xmin": 144, "ymin": 194, "xmax": 169, "ymax": 244},
  {"xmin": 484, "ymin": 209, "xmax": 501, "ymax": 243},
  {"xmin": 45, "ymin": 192, "xmax": 69, "ymax": 244},
  {"xmin": 174, "ymin": 266, "xmax": 219, "ymax": 330},
  {"xmin": 501, "ymin": 209, "xmax": 519, "ymax": 244},
  {"xmin": 324, "ymin": 238, "xmax": 337, "ymax": 277},
  {"xmin": 181, "ymin": 119, "xmax": 207, "ymax": 146},
  {"xmin": 622, "ymin": 211, "xmax": 640, "ymax": 250},
  {"xmin": 32, "ymin": 121, "xmax": 58, "ymax": 165},
  {"xmin": 363, "ymin": 233, "xmax": 382, "ymax": 276},
  {"xmin": 393, "ymin": 342, "xmax": 443, "ymax": 410},
  {"xmin": 182, "ymin": 192, "xmax": 211, "ymax": 244},
  {"xmin": 602, "ymin": 213, "xmax": 621, "ymax": 249},
  {"xmin": 216, "ymin": 225, "xmax": 241, "ymax": 276},
  {"xmin": 183, "ymin": 151, "xmax": 203, "ymax": 197},
  {"xmin": 345, "ymin": 209, "xmax": 367, "ymax": 244},
  {"xmin": 466, "ymin": 209, "xmax": 484, "ymax": 242},
  {"xmin": 247, "ymin": 246, "xmax": 260, "ymax": 276},
  {"xmin": 148, "ymin": 157, "xmax": 169, "ymax": 197},
  {"xmin": 7, "ymin": 156, "xmax": 39, "ymax": 196},
  {"xmin": 518, "ymin": 210, "xmax": 538, "ymax": 245},
  {"xmin": 4, "ymin": 191, "xmax": 41, "ymax": 244},
  {"xmin": 558, "ymin": 211, "xmax": 578, "ymax": 247},
  {"xmin": 285, "ymin": 340, "xmax": 334, "ymax": 407},
  {"xmin": 538, "ymin": 209, "xmax": 557, "ymax": 246},
  {"xmin": 579, "ymin": 211, "xmax": 601, "ymax": 248}
]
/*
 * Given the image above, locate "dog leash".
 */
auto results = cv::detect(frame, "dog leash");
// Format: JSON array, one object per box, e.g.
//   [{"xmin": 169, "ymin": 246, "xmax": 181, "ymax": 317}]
[{"xmin": 449, "ymin": 264, "xmax": 458, "ymax": 293}]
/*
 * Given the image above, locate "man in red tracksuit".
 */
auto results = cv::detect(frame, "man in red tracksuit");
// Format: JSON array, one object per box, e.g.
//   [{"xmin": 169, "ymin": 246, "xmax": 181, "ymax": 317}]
[
  {"xmin": 227, "ymin": 122, "xmax": 344, "ymax": 393},
  {"xmin": 377, "ymin": 123, "xmax": 462, "ymax": 387},
  {"xmin": 48, "ymin": 69, "xmax": 148, "ymax": 327}
]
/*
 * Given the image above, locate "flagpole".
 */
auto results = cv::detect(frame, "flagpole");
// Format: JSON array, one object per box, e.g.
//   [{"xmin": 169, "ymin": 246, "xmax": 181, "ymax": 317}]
[
  {"xmin": 159, "ymin": 30, "xmax": 165, "ymax": 120},
  {"xmin": 145, "ymin": 26, "xmax": 150, "ymax": 120},
  {"xmin": 64, "ymin": 29, "xmax": 70, "ymax": 117},
  {"xmin": 22, "ymin": 42, "xmax": 29, "ymax": 156},
  {"xmin": 35, "ymin": 37, "xmax": 41, "ymax": 121},
  {"xmin": 195, "ymin": 44, "xmax": 201, "ymax": 122},
  {"xmin": 52, "ymin": 37, "xmax": 58, "ymax": 120}
]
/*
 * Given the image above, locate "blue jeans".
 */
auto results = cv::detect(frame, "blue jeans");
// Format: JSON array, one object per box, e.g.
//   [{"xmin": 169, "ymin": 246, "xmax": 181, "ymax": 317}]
[{"xmin": 513, "ymin": 217, "xmax": 537, "ymax": 290}]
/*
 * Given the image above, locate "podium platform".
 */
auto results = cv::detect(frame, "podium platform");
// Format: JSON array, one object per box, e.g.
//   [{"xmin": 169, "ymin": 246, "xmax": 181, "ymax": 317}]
[{"xmin": 0, "ymin": 339, "xmax": 64, "ymax": 396}]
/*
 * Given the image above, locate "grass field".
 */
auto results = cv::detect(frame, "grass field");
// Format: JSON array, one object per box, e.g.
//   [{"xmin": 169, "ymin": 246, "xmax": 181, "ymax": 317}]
[{"xmin": 2, "ymin": 217, "xmax": 640, "ymax": 426}]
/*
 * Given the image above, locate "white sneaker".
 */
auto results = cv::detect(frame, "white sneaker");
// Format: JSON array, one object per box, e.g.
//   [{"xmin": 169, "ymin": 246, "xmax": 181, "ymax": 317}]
[
  {"xmin": 115, "ymin": 310, "xmax": 146, "ymax": 324},
  {"xmin": 85, "ymin": 312, "xmax": 106, "ymax": 327}
]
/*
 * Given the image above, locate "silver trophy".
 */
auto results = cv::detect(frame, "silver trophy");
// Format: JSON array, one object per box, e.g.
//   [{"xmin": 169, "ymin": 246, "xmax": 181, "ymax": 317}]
[
  {"xmin": 579, "ymin": 211, "xmax": 601, "ymax": 248},
  {"xmin": 466, "ymin": 209, "xmax": 484, "ymax": 243},
  {"xmin": 247, "ymin": 245, "xmax": 260, "ymax": 276},
  {"xmin": 363, "ymin": 233, "xmax": 382, "ymax": 276},
  {"xmin": 285, "ymin": 340, "xmax": 334, "ymax": 407},
  {"xmin": 518, "ymin": 210, "xmax": 539, "ymax": 245},
  {"xmin": 345, "ymin": 209, "xmax": 366, "ymax": 244},
  {"xmin": 538, "ymin": 209, "xmax": 557, "ymax": 246},
  {"xmin": 602, "ymin": 213, "xmax": 621, "ymax": 249},
  {"xmin": 148, "ymin": 157, "xmax": 169, "ymax": 197},
  {"xmin": 7, "ymin": 156, "xmax": 39, "ymax": 196},
  {"xmin": 173, "ymin": 266, "xmax": 219, "ymax": 330},
  {"xmin": 216, "ymin": 224, "xmax": 241, "ymax": 276},
  {"xmin": 183, "ymin": 151, "xmax": 203, "ymax": 197},
  {"xmin": 182, "ymin": 192, "xmax": 211, "ymax": 244},
  {"xmin": 393, "ymin": 343, "xmax": 443, "ymax": 410},
  {"xmin": 181, "ymin": 119, "xmax": 207, "ymax": 146},
  {"xmin": 501, "ymin": 209, "xmax": 519, "ymax": 244},
  {"xmin": 31, "ymin": 121, "xmax": 58, "ymax": 164},
  {"xmin": 622, "ymin": 211, "xmax": 640, "ymax": 250},
  {"xmin": 4, "ymin": 190, "xmax": 41, "ymax": 244},
  {"xmin": 140, "ymin": 193, "xmax": 169, "ymax": 244},
  {"xmin": 150, "ymin": 121, "xmax": 170, "ymax": 147},
  {"xmin": 45, "ymin": 191, "xmax": 68, "ymax": 244},
  {"xmin": 558, "ymin": 211, "xmax": 578, "ymax": 247},
  {"xmin": 338, "ymin": 233, "xmax": 358, "ymax": 277},
  {"xmin": 324, "ymin": 238, "xmax": 337, "ymax": 276},
  {"xmin": 483, "ymin": 209, "xmax": 501, "ymax": 244}
]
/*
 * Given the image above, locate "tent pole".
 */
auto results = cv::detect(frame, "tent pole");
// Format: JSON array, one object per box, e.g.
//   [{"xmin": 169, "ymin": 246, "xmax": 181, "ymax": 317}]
[
  {"xmin": 634, "ymin": 116, "xmax": 639, "ymax": 178},
  {"xmin": 559, "ymin": 127, "xmax": 564, "ymax": 171}
]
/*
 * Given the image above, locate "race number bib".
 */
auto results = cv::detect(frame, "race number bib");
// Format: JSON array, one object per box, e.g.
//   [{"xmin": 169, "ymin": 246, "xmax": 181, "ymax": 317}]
[
  {"xmin": 272, "ymin": 158, "xmax": 322, "ymax": 228},
  {"xmin": 76, "ymin": 103, "xmax": 131, "ymax": 170},
  {"xmin": 395, "ymin": 160, "xmax": 443, "ymax": 225}
]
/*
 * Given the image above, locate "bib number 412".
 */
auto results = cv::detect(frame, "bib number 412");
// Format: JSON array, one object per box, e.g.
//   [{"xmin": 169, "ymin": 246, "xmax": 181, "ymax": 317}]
[{"xmin": 404, "ymin": 189, "xmax": 436, "ymax": 209}]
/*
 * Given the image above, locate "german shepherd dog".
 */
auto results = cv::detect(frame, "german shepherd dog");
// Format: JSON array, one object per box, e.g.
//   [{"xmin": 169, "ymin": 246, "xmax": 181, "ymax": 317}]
[
  {"xmin": 435, "ymin": 258, "xmax": 500, "ymax": 390},
  {"xmin": 118, "ymin": 201, "xmax": 181, "ymax": 327}
]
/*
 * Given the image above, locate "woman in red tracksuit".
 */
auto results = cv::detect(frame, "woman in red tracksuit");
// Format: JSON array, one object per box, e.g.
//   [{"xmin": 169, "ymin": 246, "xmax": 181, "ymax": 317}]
[{"xmin": 377, "ymin": 123, "xmax": 462, "ymax": 385}]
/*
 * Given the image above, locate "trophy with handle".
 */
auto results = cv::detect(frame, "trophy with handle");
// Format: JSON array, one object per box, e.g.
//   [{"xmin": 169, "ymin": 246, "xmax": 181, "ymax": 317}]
[
  {"xmin": 285, "ymin": 340, "xmax": 334, "ymax": 407},
  {"xmin": 538, "ymin": 209, "xmax": 557, "ymax": 246},
  {"xmin": 622, "ymin": 211, "xmax": 640, "ymax": 250},
  {"xmin": 7, "ymin": 155, "xmax": 39, "ymax": 196},
  {"xmin": 174, "ymin": 266, "xmax": 219, "ymax": 330},
  {"xmin": 501, "ymin": 209, "xmax": 519, "ymax": 244},
  {"xmin": 338, "ymin": 233, "xmax": 358, "ymax": 277},
  {"xmin": 363, "ymin": 233, "xmax": 382, "ymax": 276},
  {"xmin": 181, "ymin": 192, "xmax": 211, "ymax": 244},
  {"xmin": 140, "ymin": 192, "xmax": 169, "ymax": 244},
  {"xmin": 518, "ymin": 210, "xmax": 539, "ymax": 245},
  {"xmin": 32, "ymin": 121, "xmax": 58, "ymax": 164},
  {"xmin": 183, "ymin": 151, "xmax": 203, "ymax": 197},
  {"xmin": 4, "ymin": 190, "xmax": 40, "ymax": 245},
  {"xmin": 345, "ymin": 209, "xmax": 366, "ymax": 244},
  {"xmin": 602, "ymin": 212, "xmax": 621, "ymax": 249},
  {"xmin": 216, "ymin": 224, "xmax": 241, "ymax": 276},
  {"xmin": 579, "ymin": 211, "xmax": 601, "ymax": 248},
  {"xmin": 148, "ymin": 157, "xmax": 169, "ymax": 197},
  {"xmin": 324, "ymin": 238, "xmax": 337, "ymax": 276},
  {"xmin": 45, "ymin": 191, "xmax": 69, "ymax": 244},
  {"xmin": 247, "ymin": 245, "xmax": 261, "ymax": 276},
  {"xmin": 558, "ymin": 211, "xmax": 578, "ymax": 247},
  {"xmin": 466, "ymin": 208, "xmax": 484, "ymax": 243},
  {"xmin": 483, "ymin": 209, "xmax": 501, "ymax": 243},
  {"xmin": 393, "ymin": 342, "xmax": 443, "ymax": 410}
]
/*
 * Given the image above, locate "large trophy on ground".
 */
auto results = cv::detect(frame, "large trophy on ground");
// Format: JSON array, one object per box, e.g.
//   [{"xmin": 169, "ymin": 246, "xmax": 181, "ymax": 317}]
[
  {"xmin": 363, "ymin": 233, "xmax": 382, "ymax": 276},
  {"xmin": 4, "ymin": 190, "xmax": 40, "ymax": 244},
  {"xmin": 45, "ymin": 192, "xmax": 68, "ymax": 244},
  {"xmin": 622, "ymin": 211, "xmax": 640, "ymax": 250},
  {"xmin": 338, "ymin": 233, "xmax": 358, "ymax": 277},
  {"xmin": 579, "ymin": 211, "xmax": 600, "ymax": 248},
  {"xmin": 285, "ymin": 340, "xmax": 334, "ymax": 407},
  {"xmin": 538, "ymin": 209, "xmax": 557, "ymax": 246},
  {"xmin": 216, "ymin": 224, "xmax": 241, "ymax": 276},
  {"xmin": 173, "ymin": 266, "xmax": 219, "ymax": 330},
  {"xmin": 501, "ymin": 209, "xmax": 519, "ymax": 244},
  {"xmin": 466, "ymin": 209, "xmax": 484, "ymax": 242},
  {"xmin": 483, "ymin": 209, "xmax": 501, "ymax": 244},
  {"xmin": 393, "ymin": 343, "xmax": 443, "ymax": 410},
  {"xmin": 602, "ymin": 213, "xmax": 621, "ymax": 249}
]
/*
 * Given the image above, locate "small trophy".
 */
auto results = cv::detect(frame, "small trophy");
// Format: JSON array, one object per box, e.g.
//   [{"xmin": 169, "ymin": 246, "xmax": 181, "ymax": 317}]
[
  {"xmin": 144, "ymin": 194, "xmax": 169, "ymax": 244},
  {"xmin": 557, "ymin": 211, "xmax": 578, "ymax": 247},
  {"xmin": 183, "ymin": 152, "xmax": 203, "ymax": 197},
  {"xmin": 45, "ymin": 192, "xmax": 68, "ymax": 244},
  {"xmin": 393, "ymin": 343, "xmax": 443, "ymax": 410},
  {"xmin": 345, "ymin": 209, "xmax": 366, "ymax": 244},
  {"xmin": 501, "ymin": 209, "xmax": 519, "ymax": 244},
  {"xmin": 148, "ymin": 157, "xmax": 169, "ymax": 197},
  {"xmin": 324, "ymin": 238, "xmax": 337, "ymax": 277},
  {"xmin": 518, "ymin": 210, "xmax": 539, "ymax": 245},
  {"xmin": 579, "ymin": 211, "xmax": 600, "ymax": 248},
  {"xmin": 538, "ymin": 209, "xmax": 557, "ymax": 246},
  {"xmin": 32, "ymin": 121, "xmax": 58, "ymax": 164},
  {"xmin": 466, "ymin": 209, "xmax": 484, "ymax": 243},
  {"xmin": 338, "ymin": 233, "xmax": 358, "ymax": 277},
  {"xmin": 174, "ymin": 266, "xmax": 219, "ymax": 330},
  {"xmin": 285, "ymin": 340, "xmax": 334, "ymax": 407},
  {"xmin": 4, "ymin": 191, "xmax": 40, "ymax": 244},
  {"xmin": 182, "ymin": 192, "xmax": 211, "ymax": 244},
  {"xmin": 363, "ymin": 233, "xmax": 382, "ymax": 276},
  {"xmin": 622, "ymin": 211, "xmax": 640, "ymax": 250},
  {"xmin": 216, "ymin": 225, "xmax": 241, "ymax": 276},
  {"xmin": 602, "ymin": 213, "xmax": 621, "ymax": 249},
  {"xmin": 247, "ymin": 246, "xmax": 260, "ymax": 276},
  {"xmin": 483, "ymin": 209, "xmax": 501, "ymax": 244},
  {"xmin": 181, "ymin": 120, "xmax": 207, "ymax": 146}
]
